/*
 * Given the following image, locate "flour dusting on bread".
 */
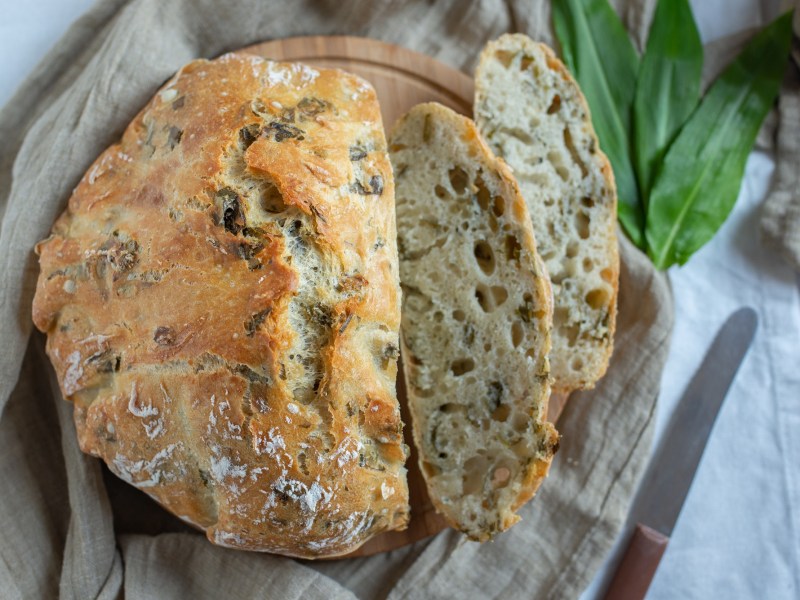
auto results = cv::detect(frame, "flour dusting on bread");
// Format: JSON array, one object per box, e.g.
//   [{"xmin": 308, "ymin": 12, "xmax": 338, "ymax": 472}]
[{"xmin": 32, "ymin": 54, "xmax": 409, "ymax": 558}]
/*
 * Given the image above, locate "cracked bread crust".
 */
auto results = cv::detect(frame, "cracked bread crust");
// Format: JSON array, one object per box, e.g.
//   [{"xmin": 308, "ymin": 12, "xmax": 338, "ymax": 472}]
[
  {"xmin": 389, "ymin": 103, "xmax": 559, "ymax": 541},
  {"xmin": 475, "ymin": 35, "xmax": 619, "ymax": 394},
  {"xmin": 31, "ymin": 53, "xmax": 408, "ymax": 558}
]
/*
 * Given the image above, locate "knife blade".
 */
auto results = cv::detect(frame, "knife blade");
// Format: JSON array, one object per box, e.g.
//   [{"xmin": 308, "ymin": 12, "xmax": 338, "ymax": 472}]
[{"xmin": 603, "ymin": 306, "xmax": 758, "ymax": 600}]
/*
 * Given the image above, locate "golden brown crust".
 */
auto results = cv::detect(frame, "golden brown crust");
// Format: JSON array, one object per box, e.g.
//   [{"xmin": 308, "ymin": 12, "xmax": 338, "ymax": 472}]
[{"xmin": 32, "ymin": 53, "xmax": 408, "ymax": 558}]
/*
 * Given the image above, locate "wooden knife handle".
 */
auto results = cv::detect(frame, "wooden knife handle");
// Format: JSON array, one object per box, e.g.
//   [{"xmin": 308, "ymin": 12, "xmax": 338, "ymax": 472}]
[{"xmin": 603, "ymin": 523, "xmax": 669, "ymax": 600}]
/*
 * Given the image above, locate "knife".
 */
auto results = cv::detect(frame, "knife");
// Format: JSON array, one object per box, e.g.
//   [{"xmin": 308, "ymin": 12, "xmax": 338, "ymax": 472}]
[{"xmin": 602, "ymin": 307, "xmax": 758, "ymax": 600}]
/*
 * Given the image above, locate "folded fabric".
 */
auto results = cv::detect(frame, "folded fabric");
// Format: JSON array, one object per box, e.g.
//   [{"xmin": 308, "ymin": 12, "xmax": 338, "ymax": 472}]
[{"xmin": 0, "ymin": 1, "xmax": 675, "ymax": 598}]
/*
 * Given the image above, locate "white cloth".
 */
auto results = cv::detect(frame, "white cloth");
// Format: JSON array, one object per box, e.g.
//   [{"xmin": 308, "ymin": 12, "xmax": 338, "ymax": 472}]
[
  {"xmin": 582, "ymin": 2, "xmax": 800, "ymax": 597},
  {"xmin": 654, "ymin": 154, "xmax": 800, "ymax": 598},
  {"xmin": 583, "ymin": 151, "xmax": 800, "ymax": 599}
]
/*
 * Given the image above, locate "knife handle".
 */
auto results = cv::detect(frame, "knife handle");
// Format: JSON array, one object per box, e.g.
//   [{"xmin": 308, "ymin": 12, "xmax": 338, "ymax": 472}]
[{"xmin": 603, "ymin": 523, "xmax": 669, "ymax": 600}]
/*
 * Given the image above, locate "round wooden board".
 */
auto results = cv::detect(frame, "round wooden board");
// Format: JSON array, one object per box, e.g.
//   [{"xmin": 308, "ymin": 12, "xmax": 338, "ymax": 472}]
[{"xmin": 241, "ymin": 36, "xmax": 570, "ymax": 559}]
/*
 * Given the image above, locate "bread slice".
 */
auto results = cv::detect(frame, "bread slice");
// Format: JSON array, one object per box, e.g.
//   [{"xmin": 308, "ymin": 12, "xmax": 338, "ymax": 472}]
[
  {"xmin": 389, "ymin": 102, "xmax": 559, "ymax": 541},
  {"xmin": 474, "ymin": 34, "xmax": 619, "ymax": 394}
]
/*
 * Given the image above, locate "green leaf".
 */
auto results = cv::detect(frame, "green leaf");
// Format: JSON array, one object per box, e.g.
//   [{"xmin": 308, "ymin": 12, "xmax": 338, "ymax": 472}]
[
  {"xmin": 646, "ymin": 12, "xmax": 792, "ymax": 270},
  {"xmin": 633, "ymin": 0, "xmax": 703, "ymax": 205},
  {"xmin": 553, "ymin": 0, "xmax": 645, "ymax": 247}
]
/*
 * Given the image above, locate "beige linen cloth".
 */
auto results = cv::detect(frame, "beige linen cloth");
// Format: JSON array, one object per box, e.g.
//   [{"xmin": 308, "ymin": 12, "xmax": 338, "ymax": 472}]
[{"xmin": 2, "ymin": 0, "xmax": 730, "ymax": 597}]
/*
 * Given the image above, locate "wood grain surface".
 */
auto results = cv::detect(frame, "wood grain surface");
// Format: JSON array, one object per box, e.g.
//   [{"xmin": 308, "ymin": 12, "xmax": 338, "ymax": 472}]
[{"xmin": 243, "ymin": 36, "xmax": 570, "ymax": 558}]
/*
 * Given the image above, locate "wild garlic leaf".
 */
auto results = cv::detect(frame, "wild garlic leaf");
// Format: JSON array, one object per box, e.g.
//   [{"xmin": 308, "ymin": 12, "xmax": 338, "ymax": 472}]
[
  {"xmin": 552, "ymin": 0, "xmax": 644, "ymax": 247},
  {"xmin": 633, "ymin": 0, "xmax": 702, "ymax": 206},
  {"xmin": 646, "ymin": 12, "xmax": 792, "ymax": 269}
]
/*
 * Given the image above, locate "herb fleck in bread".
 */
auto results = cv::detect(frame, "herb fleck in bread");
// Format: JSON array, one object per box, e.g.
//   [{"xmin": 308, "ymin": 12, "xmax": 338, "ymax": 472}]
[
  {"xmin": 389, "ymin": 102, "xmax": 559, "ymax": 541},
  {"xmin": 31, "ymin": 53, "xmax": 409, "ymax": 558},
  {"xmin": 475, "ymin": 34, "xmax": 619, "ymax": 393}
]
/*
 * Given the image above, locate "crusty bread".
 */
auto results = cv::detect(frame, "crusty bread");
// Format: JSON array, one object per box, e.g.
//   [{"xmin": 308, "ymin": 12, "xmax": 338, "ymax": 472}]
[
  {"xmin": 389, "ymin": 102, "xmax": 559, "ymax": 541},
  {"xmin": 31, "ymin": 53, "xmax": 409, "ymax": 558},
  {"xmin": 474, "ymin": 34, "xmax": 619, "ymax": 394}
]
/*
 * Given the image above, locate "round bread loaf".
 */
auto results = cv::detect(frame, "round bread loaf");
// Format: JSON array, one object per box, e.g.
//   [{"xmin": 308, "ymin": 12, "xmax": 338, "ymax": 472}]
[{"xmin": 31, "ymin": 53, "xmax": 409, "ymax": 558}]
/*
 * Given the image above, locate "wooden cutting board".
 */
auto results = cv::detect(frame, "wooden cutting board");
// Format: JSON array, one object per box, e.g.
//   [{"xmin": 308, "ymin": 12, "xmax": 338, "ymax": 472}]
[{"xmin": 243, "ymin": 36, "xmax": 570, "ymax": 559}]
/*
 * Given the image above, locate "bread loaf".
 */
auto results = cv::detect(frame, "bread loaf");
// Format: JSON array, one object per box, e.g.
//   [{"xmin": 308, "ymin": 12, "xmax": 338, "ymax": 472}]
[
  {"xmin": 31, "ymin": 53, "xmax": 409, "ymax": 558},
  {"xmin": 475, "ymin": 34, "xmax": 619, "ymax": 393},
  {"xmin": 389, "ymin": 102, "xmax": 559, "ymax": 541}
]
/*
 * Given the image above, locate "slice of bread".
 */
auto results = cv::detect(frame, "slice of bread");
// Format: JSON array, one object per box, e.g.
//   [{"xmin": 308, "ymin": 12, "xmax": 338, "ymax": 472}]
[
  {"xmin": 389, "ymin": 102, "xmax": 559, "ymax": 541},
  {"xmin": 474, "ymin": 34, "xmax": 619, "ymax": 394}
]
